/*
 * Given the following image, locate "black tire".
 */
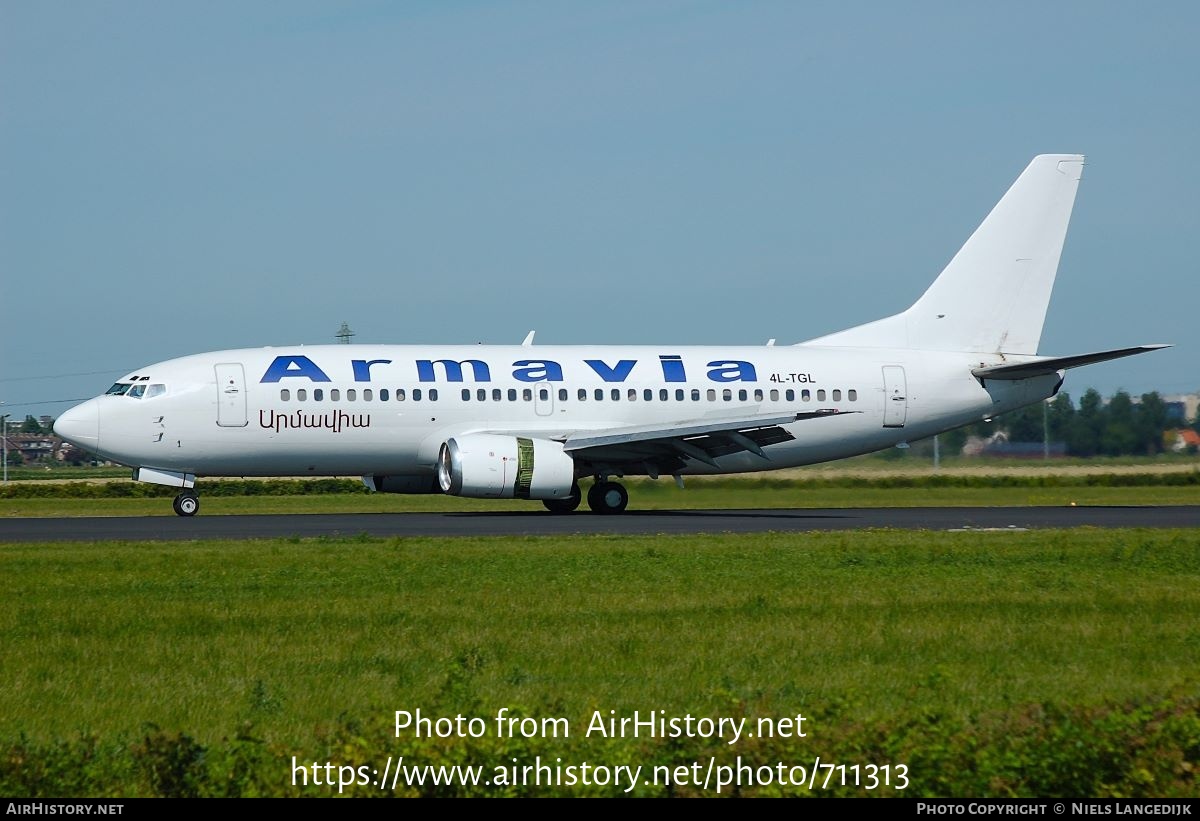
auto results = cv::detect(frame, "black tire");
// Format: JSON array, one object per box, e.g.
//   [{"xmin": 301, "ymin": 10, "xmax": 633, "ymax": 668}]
[
  {"xmin": 586, "ymin": 480, "xmax": 628, "ymax": 514},
  {"xmin": 173, "ymin": 492, "xmax": 200, "ymax": 517},
  {"xmin": 543, "ymin": 483, "xmax": 582, "ymax": 513}
]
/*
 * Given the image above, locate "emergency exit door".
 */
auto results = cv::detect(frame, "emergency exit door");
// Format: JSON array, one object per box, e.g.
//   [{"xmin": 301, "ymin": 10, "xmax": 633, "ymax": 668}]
[
  {"xmin": 215, "ymin": 363, "xmax": 248, "ymax": 427},
  {"xmin": 882, "ymin": 365, "xmax": 907, "ymax": 428}
]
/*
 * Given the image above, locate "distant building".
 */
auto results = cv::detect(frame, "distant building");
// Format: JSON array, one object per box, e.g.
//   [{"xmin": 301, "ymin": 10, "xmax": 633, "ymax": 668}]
[
  {"xmin": 1168, "ymin": 429, "xmax": 1200, "ymax": 453},
  {"xmin": 1163, "ymin": 393, "xmax": 1200, "ymax": 425}
]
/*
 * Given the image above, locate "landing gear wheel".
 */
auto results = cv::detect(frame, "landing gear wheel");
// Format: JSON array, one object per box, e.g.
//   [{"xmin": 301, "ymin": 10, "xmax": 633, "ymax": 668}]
[
  {"xmin": 173, "ymin": 491, "xmax": 200, "ymax": 517},
  {"xmin": 587, "ymin": 480, "xmax": 628, "ymax": 514},
  {"xmin": 543, "ymin": 483, "xmax": 582, "ymax": 514}
]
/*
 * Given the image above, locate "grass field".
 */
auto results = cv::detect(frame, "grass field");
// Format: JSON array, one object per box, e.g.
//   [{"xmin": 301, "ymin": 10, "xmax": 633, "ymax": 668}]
[{"xmin": 2, "ymin": 529, "xmax": 1199, "ymax": 796}]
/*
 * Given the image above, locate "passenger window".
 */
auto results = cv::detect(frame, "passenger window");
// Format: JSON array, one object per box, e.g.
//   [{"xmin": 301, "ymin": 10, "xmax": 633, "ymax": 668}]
[
  {"xmin": 595, "ymin": 389, "xmax": 604, "ymax": 401},
  {"xmin": 539, "ymin": 389, "xmax": 549, "ymax": 401},
  {"xmin": 675, "ymin": 389, "xmax": 684, "ymax": 401},
  {"xmin": 611, "ymin": 389, "xmax": 620, "ymax": 401},
  {"xmin": 462, "ymin": 389, "xmax": 471, "ymax": 401},
  {"xmin": 493, "ymin": 389, "xmax": 502, "ymax": 401},
  {"xmin": 380, "ymin": 389, "xmax": 390, "ymax": 401},
  {"xmin": 628, "ymin": 389, "xmax": 637, "ymax": 401},
  {"xmin": 801, "ymin": 389, "xmax": 811, "ymax": 401},
  {"xmin": 297, "ymin": 389, "xmax": 308, "ymax": 401},
  {"xmin": 738, "ymin": 389, "xmax": 747, "ymax": 401},
  {"xmin": 817, "ymin": 390, "xmax": 826, "ymax": 401},
  {"xmin": 707, "ymin": 389, "xmax": 716, "ymax": 401},
  {"xmin": 429, "ymin": 389, "xmax": 438, "ymax": 401},
  {"xmin": 643, "ymin": 389, "xmax": 652, "ymax": 401},
  {"xmin": 347, "ymin": 389, "xmax": 357, "ymax": 401},
  {"xmin": 413, "ymin": 389, "xmax": 422, "ymax": 401},
  {"xmin": 330, "ymin": 389, "xmax": 340, "ymax": 401},
  {"xmin": 848, "ymin": 389, "xmax": 857, "ymax": 401},
  {"xmin": 523, "ymin": 389, "xmax": 533, "ymax": 401},
  {"xmin": 558, "ymin": 389, "xmax": 568, "ymax": 401},
  {"xmin": 770, "ymin": 389, "xmax": 779, "ymax": 401},
  {"xmin": 396, "ymin": 389, "xmax": 406, "ymax": 401},
  {"xmin": 314, "ymin": 389, "xmax": 324, "ymax": 401},
  {"xmin": 478, "ymin": 389, "xmax": 487, "ymax": 401},
  {"xmin": 660, "ymin": 389, "xmax": 668, "ymax": 401},
  {"xmin": 363, "ymin": 389, "xmax": 373, "ymax": 401},
  {"xmin": 722, "ymin": 389, "xmax": 732, "ymax": 401},
  {"xmin": 832, "ymin": 390, "xmax": 841, "ymax": 401},
  {"xmin": 508, "ymin": 389, "xmax": 518, "ymax": 401},
  {"xmin": 578, "ymin": 389, "xmax": 587, "ymax": 401},
  {"xmin": 692, "ymin": 389, "xmax": 701, "ymax": 401},
  {"xmin": 786, "ymin": 389, "xmax": 795, "ymax": 402},
  {"xmin": 753, "ymin": 389, "xmax": 763, "ymax": 401},
  {"xmin": 281, "ymin": 389, "xmax": 290, "ymax": 401}
]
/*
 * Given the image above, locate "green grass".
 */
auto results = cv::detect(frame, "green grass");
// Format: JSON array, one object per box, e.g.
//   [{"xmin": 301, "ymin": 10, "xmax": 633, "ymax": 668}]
[
  {"xmin": 3, "ymin": 529, "xmax": 1199, "ymax": 796},
  {"xmin": 3, "ymin": 530, "xmax": 1198, "ymax": 743}
]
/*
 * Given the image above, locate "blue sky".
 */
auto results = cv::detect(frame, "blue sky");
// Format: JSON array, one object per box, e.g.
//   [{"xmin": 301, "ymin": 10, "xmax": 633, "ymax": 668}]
[{"xmin": 2, "ymin": 1, "xmax": 1196, "ymax": 420}]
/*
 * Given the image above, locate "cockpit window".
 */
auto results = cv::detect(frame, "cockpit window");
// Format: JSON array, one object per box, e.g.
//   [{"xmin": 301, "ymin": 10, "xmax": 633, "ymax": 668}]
[
  {"xmin": 127, "ymin": 384, "xmax": 146, "ymax": 398},
  {"xmin": 145, "ymin": 384, "xmax": 166, "ymax": 399},
  {"xmin": 106, "ymin": 383, "xmax": 132, "ymax": 396}
]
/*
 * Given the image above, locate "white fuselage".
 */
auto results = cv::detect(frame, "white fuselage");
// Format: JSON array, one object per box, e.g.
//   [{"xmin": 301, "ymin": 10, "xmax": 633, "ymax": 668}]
[{"xmin": 59, "ymin": 343, "xmax": 1059, "ymax": 482}]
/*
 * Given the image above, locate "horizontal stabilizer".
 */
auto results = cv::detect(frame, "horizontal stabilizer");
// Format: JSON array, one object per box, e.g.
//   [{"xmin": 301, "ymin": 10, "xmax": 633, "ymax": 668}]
[{"xmin": 971, "ymin": 345, "xmax": 1171, "ymax": 381}]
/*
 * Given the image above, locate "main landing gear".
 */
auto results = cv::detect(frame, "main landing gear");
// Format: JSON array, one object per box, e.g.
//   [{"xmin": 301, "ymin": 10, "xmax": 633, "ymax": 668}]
[
  {"xmin": 586, "ymin": 479, "xmax": 628, "ymax": 515},
  {"xmin": 172, "ymin": 491, "xmax": 199, "ymax": 517},
  {"xmin": 542, "ymin": 483, "xmax": 582, "ymax": 514},
  {"xmin": 540, "ymin": 478, "xmax": 630, "ymax": 514}
]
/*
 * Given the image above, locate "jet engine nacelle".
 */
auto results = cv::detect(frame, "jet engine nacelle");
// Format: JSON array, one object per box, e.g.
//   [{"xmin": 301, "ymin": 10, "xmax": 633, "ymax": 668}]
[{"xmin": 437, "ymin": 434, "xmax": 576, "ymax": 500}]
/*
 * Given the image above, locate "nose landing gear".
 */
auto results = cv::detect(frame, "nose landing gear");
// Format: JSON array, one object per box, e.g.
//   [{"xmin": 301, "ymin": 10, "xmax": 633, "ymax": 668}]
[{"xmin": 172, "ymin": 491, "xmax": 200, "ymax": 517}]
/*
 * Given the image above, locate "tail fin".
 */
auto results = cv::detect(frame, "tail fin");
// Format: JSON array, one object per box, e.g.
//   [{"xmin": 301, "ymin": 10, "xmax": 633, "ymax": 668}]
[{"xmin": 803, "ymin": 154, "xmax": 1084, "ymax": 354}]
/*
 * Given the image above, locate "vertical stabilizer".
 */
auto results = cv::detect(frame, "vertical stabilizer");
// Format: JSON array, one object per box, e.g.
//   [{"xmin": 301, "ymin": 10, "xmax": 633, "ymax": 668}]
[{"xmin": 803, "ymin": 154, "xmax": 1084, "ymax": 354}]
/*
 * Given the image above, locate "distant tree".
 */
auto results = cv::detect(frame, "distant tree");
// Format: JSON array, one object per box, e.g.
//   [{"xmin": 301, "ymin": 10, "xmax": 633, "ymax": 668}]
[
  {"xmin": 1102, "ymin": 391, "xmax": 1138, "ymax": 456},
  {"xmin": 1001, "ymin": 403, "xmax": 1044, "ymax": 442},
  {"xmin": 1069, "ymin": 388, "xmax": 1103, "ymax": 457},
  {"xmin": 6, "ymin": 448, "xmax": 23, "ymax": 467},
  {"xmin": 20, "ymin": 415, "xmax": 42, "ymax": 434},
  {"xmin": 1047, "ymin": 392, "xmax": 1075, "ymax": 441},
  {"xmin": 1135, "ymin": 392, "xmax": 1168, "ymax": 455}
]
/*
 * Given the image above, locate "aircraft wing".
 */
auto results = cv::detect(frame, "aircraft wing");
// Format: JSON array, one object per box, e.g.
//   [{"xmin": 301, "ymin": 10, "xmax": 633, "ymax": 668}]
[
  {"xmin": 971, "ymin": 344, "xmax": 1170, "ymax": 381},
  {"xmin": 560, "ymin": 409, "xmax": 858, "ymax": 475}
]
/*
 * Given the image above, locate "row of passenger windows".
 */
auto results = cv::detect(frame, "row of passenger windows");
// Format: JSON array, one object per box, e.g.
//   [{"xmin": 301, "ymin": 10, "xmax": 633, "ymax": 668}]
[
  {"xmin": 280, "ymin": 388, "xmax": 437, "ymax": 402},
  {"xmin": 279, "ymin": 387, "xmax": 858, "ymax": 404}
]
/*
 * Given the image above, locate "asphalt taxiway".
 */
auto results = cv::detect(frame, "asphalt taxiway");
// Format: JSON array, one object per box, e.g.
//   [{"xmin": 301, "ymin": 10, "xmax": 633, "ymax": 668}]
[{"xmin": 0, "ymin": 506, "xmax": 1196, "ymax": 542}]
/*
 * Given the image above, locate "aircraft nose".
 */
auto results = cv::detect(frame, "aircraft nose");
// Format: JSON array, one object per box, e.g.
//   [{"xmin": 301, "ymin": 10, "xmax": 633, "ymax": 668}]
[{"xmin": 54, "ymin": 399, "xmax": 100, "ymax": 450}]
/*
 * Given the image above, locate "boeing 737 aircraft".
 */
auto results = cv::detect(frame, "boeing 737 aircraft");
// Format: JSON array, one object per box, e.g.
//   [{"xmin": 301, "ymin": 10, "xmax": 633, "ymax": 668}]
[{"xmin": 55, "ymin": 154, "xmax": 1166, "ymax": 516}]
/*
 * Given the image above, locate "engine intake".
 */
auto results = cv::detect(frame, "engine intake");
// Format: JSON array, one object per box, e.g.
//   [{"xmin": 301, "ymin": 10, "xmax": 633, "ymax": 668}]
[{"xmin": 437, "ymin": 434, "xmax": 576, "ymax": 500}]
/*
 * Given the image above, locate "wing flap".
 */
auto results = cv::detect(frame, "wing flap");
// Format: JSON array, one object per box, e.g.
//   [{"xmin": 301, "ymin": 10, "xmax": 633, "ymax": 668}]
[{"xmin": 563, "ymin": 409, "xmax": 858, "ymax": 474}]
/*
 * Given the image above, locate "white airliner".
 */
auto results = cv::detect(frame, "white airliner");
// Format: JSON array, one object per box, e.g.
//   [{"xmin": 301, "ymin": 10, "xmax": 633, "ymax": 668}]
[{"xmin": 55, "ymin": 154, "xmax": 1166, "ymax": 516}]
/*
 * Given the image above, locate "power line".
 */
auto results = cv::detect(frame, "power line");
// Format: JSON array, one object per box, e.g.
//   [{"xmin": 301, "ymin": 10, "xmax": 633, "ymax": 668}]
[
  {"xmin": 0, "ymin": 398, "xmax": 91, "ymax": 409},
  {"xmin": 0, "ymin": 369, "xmax": 128, "ymax": 383}
]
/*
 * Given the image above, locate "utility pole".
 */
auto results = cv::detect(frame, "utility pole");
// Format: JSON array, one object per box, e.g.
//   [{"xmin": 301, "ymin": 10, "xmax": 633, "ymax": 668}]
[
  {"xmin": 1043, "ymin": 399, "xmax": 1050, "ymax": 461},
  {"xmin": 336, "ymin": 322, "xmax": 355, "ymax": 344},
  {"xmin": 933, "ymin": 433, "xmax": 940, "ymax": 470},
  {"xmin": 1, "ymin": 410, "xmax": 9, "ymax": 483}
]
